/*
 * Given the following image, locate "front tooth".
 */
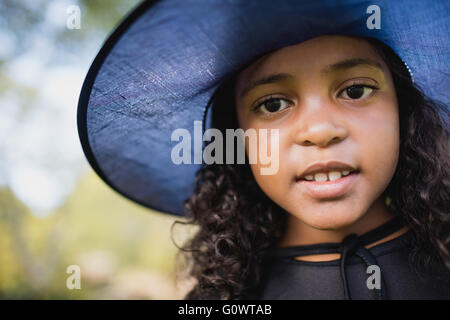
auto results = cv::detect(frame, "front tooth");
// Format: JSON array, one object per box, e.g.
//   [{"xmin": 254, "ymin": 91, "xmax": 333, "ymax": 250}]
[
  {"xmin": 314, "ymin": 173, "xmax": 328, "ymax": 182},
  {"xmin": 329, "ymin": 171, "xmax": 342, "ymax": 181},
  {"xmin": 305, "ymin": 175, "xmax": 314, "ymax": 181},
  {"xmin": 342, "ymin": 170, "xmax": 350, "ymax": 176}
]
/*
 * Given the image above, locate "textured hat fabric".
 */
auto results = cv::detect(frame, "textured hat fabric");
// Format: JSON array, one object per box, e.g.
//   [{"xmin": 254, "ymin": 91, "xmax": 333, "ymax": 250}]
[{"xmin": 77, "ymin": 0, "xmax": 449, "ymax": 216}]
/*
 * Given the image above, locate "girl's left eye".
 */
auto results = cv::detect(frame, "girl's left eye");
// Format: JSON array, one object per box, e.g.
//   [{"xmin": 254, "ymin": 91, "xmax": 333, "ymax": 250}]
[{"xmin": 339, "ymin": 84, "xmax": 377, "ymax": 100}]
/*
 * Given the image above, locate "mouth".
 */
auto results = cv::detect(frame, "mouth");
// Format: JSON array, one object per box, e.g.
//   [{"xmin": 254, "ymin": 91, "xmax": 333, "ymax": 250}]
[
  {"xmin": 295, "ymin": 162, "xmax": 360, "ymax": 199},
  {"xmin": 295, "ymin": 169, "xmax": 360, "ymax": 183}
]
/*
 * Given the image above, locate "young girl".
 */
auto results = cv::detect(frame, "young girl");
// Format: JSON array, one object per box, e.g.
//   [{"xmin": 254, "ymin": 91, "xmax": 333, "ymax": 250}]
[
  {"xmin": 77, "ymin": 1, "xmax": 449, "ymax": 300},
  {"xmin": 178, "ymin": 35, "xmax": 450, "ymax": 300}
]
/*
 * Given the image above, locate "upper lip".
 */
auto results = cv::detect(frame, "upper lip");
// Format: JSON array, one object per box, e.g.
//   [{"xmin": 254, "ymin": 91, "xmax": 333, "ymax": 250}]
[{"xmin": 296, "ymin": 161, "xmax": 358, "ymax": 180}]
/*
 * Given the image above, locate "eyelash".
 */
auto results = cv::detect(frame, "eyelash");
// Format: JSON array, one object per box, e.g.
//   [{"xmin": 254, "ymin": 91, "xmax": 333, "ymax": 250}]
[
  {"xmin": 253, "ymin": 82, "xmax": 379, "ymax": 114},
  {"xmin": 252, "ymin": 94, "xmax": 293, "ymax": 113},
  {"xmin": 337, "ymin": 83, "xmax": 379, "ymax": 100}
]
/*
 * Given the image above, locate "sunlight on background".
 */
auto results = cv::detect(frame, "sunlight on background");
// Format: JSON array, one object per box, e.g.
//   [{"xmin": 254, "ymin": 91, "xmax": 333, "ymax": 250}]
[{"xmin": 0, "ymin": 0, "xmax": 196, "ymax": 299}]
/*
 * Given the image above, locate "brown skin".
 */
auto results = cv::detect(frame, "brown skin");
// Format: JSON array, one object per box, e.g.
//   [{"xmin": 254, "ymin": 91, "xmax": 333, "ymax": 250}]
[{"xmin": 234, "ymin": 36, "xmax": 408, "ymax": 261}]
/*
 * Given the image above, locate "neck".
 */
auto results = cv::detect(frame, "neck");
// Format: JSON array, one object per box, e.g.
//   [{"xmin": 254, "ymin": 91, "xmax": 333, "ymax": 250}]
[{"xmin": 278, "ymin": 196, "xmax": 401, "ymax": 248}]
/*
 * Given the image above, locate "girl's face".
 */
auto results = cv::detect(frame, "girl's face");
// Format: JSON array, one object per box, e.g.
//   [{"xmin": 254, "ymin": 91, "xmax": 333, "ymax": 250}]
[{"xmin": 234, "ymin": 35, "xmax": 399, "ymax": 231}]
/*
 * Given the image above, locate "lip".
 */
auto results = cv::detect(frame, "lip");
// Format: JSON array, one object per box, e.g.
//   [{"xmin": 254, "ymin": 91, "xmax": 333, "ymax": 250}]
[
  {"xmin": 296, "ymin": 171, "xmax": 360, "ymax": 199},
  {"xmin": 296, "ymin": 160, "xmax": 357, "ymax": 180}
]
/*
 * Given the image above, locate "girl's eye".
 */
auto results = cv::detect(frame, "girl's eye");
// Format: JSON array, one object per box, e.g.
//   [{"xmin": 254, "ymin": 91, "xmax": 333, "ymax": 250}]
[
  {"xmin": 254, "ymin": 97, "xmax": 291, "ymax": 114},
  {"xmin": 339, "ymin": 84, "xmax": 377, "ymax": 100}
]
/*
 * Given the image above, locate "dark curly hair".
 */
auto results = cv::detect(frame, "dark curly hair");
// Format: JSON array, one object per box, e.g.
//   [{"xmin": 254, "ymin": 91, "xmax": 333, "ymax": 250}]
[{"xmin": 172, "ymin": 37, "xmax": 450, "ymax": 300}]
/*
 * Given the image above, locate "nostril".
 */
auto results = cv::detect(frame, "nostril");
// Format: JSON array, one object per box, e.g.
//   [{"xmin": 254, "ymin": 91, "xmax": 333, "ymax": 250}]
[{"xmin": 329, "ymin": 136, "xmax": 342, "ymax": 144}]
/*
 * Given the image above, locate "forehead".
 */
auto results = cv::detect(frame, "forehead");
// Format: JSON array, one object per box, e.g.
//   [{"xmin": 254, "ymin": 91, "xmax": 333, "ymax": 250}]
[{"xmin": 235, "ymin": 35, "xmax": 385, "ymax": 94}]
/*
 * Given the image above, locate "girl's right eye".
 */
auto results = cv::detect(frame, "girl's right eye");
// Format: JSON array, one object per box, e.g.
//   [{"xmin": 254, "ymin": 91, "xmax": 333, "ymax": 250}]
[{"xmin": 254, "ymin": 97, "xmax": 292, "ymax": 114}]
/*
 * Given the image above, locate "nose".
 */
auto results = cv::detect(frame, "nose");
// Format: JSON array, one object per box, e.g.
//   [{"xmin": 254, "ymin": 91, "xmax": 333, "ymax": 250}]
[{"xmin": 294, "ymin": 99, "xmax": 348, "ymax": 148}]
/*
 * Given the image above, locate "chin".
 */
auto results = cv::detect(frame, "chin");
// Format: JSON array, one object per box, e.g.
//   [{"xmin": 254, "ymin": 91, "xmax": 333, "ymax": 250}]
[{"xmin": 292, "ymin": 203, "xmax": 367, "ymax": 231}]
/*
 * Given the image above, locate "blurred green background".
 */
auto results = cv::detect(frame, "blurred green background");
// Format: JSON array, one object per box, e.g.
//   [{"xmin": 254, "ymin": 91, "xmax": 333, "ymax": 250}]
[{"xmin": 0, "ymin": 0, "xmax": 195, "ymax": 299}]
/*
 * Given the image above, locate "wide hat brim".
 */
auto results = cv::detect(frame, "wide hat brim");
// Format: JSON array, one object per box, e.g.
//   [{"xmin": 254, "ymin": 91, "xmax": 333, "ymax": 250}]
[{"xmin": 78, "ymin": 0, "xmax": 449, "ymax": 216}]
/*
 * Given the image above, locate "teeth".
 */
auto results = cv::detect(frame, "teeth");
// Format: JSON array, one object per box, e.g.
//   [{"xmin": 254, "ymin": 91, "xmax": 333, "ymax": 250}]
[
  {"xmin": 314, "ymin": 173, "xmax": 328, "ymax": 182},
  {"xmin": 301, "ymin": 170, "xmax": 353, "ymax": 182},
  {"xmin": 328, "ymin": 171, "xmax": 342, "ymax": 181}
]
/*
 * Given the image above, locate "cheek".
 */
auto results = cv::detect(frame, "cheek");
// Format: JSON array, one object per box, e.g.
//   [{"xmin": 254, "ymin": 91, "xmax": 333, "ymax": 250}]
[
  {"xmin": 247, "ymin": 127, "xmax": 291, "ymax": 204},
  {"xmin": 354, "ymin": 98, "xmax": 400, "ymax": 182},
  {"xmin": 249, "ymin": 161, "xmax": 288, "ymax": 207}
]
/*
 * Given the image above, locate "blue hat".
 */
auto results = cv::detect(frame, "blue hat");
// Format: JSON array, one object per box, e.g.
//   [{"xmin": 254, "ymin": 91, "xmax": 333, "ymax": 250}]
[{"xmin": 77, "ymin": 0, "xmax": 449, "ymax": 216}]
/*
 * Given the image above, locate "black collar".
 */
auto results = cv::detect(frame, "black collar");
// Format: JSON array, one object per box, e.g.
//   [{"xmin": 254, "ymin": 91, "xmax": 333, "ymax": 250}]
[
  {"xmin": 265, "ymin": 214, "xmax": 407, "ymax": 300},
  {"xmin": 268, "ymin": 214, "xmax": 406, "ymax": 259}
]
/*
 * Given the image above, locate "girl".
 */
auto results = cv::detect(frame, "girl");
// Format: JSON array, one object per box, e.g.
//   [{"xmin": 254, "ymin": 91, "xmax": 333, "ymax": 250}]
[
  {"xmin": 178, "ymin": 35, "xmax": 450, "ymax": 300},
  {"xmin": 179, "ymin": 36, "xmax": 450, "ymax": 299},
  {"xmin": 77, "ymin": 0, "xmax": 450, "ymax": 300}
]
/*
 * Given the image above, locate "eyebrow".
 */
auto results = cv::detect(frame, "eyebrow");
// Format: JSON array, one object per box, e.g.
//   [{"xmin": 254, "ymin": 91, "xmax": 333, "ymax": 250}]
[
  {"xmin": 239, "ymin": 58, "xmax": 384, "ymax": 98},
  {"xmin": 321, "ymin": 58, "xmax": 384, "ymax": 74},
  {"xmin": 240, "ymin": 73, "xmax": 294, "ymax": 98}
]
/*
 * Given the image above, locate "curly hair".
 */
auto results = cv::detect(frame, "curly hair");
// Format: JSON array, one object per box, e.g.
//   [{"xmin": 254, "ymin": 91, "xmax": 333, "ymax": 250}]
[{"xmin": 172, "ymin": 37, "xmax": 450, "ymax": 300}]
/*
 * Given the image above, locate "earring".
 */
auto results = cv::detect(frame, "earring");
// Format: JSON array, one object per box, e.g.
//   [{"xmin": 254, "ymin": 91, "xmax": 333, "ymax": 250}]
[{"xmin": 385, "ymin": 196, "xmax": 392, "ymax": 207}]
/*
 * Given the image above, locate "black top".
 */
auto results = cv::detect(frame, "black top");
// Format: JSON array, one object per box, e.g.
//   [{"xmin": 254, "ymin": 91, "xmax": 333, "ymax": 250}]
[{"xmin": 248, "ymin": 216, "xmax": 450, "ymax": 300}]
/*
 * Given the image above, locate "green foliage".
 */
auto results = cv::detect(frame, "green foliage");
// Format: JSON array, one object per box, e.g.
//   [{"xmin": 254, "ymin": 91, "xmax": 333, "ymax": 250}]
[
  {"xmin": 0, "ymin": 171, "xmax": 195, "ymax": 299},
  {"xmin": 0, "ymin": 0, "xmax": 196, "ymax": 299}
]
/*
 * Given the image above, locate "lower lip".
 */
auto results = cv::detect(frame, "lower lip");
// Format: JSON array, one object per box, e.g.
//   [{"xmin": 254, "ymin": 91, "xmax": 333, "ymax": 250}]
[{"xmin": 295, "ymin": 172, "xmax": 360, "ymax": 199}]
